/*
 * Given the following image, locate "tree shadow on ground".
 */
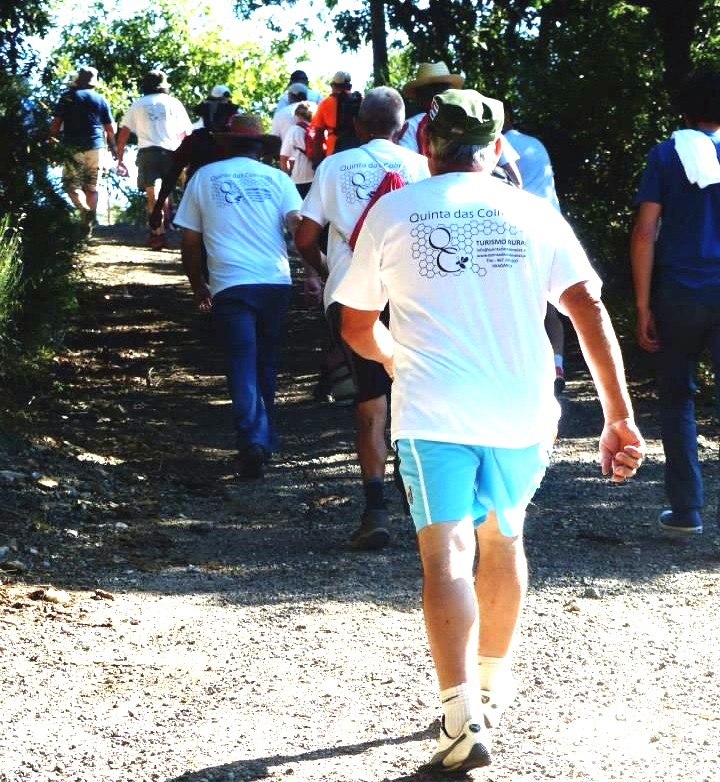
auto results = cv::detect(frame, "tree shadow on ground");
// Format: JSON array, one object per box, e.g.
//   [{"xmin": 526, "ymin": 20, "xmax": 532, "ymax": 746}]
[{"xmin": 2, "ymin": 228, "xmax": 719, "ymax": 607}]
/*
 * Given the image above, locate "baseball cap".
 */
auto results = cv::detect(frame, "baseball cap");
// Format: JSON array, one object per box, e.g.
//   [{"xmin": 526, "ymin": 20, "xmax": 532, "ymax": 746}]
[
  {"xmin": 427, "ymin": 89, "xmax": 504, "ymax": 146},
  {"xmin": 210, "ymin": 85, "xmax": 231, "ymax": 99},
  {"xmin": 288, "ymin": 82, "xmax": 308, "ymax": 97},
  {"xmin": 74, "ymin": 66, "xmax": 98, "ymax": 88},
  {"xmin": 331, "ymin": 71, "xmax": 351, "ymax": 86}
]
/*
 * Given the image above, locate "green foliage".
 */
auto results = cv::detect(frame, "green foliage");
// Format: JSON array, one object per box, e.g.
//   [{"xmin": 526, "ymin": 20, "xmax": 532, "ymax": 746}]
[
  {"xmin": 48, "ymin": 0, "xmax": 290, "ymax": 121},
  {"xmin": 0, "ymin": 216, "xmax": 21, "ymax": 358},
  {"xmin": 0, "ymin": 7, "xmax": 82, "ymax": 380}
]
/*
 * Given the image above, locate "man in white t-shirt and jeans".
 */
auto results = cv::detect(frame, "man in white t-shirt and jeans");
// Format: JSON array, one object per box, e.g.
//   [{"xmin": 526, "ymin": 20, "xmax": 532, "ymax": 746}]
[
  {"xmin": 173, "ymin": 115, "xmax": 302, "ymax": 479},
  {"xmin": 335, "ymin": 89, "xmax": 645, "ymax": 772},
  {"xmin": 116, "ymin": 70, "xmax": 193, "ymax": 249},
  {"xmin": 295, "ymin": 87, "xmax": 430, "ymax": 550}
]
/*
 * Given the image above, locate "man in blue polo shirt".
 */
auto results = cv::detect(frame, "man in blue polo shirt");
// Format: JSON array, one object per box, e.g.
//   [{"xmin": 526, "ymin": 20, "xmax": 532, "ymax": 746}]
[
  {"xmin": 631, "ymin": 68, "xmax": 720, "ymax": 536},
  {"xmin": 49, "ymin": 66, "xmax": 116, "ymax": 232}
]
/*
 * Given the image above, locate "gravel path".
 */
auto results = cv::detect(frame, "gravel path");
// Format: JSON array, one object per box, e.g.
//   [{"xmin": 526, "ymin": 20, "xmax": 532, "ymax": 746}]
[{"xmin": 1, "ymin": 226, "xmax": 719, "ymax": 782}]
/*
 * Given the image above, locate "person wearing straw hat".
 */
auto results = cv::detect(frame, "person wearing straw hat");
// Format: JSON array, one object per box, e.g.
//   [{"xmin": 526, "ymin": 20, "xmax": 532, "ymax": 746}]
[
  {"xmin": 336, "ymin": 88, "xmax": 644, "ymax": 772},
  {"xmin": 116, "ymin": 70, "xmax": 193, "ymax": 250},
  {"xmin": 397, "ymin": 62, "xmax": 464, "ymax": 155},
  {"xmin": 49, "ymin": 65, "xmax": 117, "ymax": 235},
  {"xmin": 173, "ymin": 114, "xmax": 302, "ymax": 479},
  {"xmin": 398, "ymin": 62, "xmax": 522, "ymax": 186}
]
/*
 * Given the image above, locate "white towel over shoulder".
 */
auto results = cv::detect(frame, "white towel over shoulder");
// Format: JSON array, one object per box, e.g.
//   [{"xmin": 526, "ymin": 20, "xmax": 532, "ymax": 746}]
[{"xmin": 671, "ymin": 129, "xmax": 720, "ymax": 188}]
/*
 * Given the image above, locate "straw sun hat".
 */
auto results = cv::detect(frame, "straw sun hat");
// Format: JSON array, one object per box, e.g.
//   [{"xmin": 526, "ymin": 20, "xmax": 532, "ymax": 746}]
[{"xmin": 403, "ymin": 62, "xmax": 465, "ymax": 98}]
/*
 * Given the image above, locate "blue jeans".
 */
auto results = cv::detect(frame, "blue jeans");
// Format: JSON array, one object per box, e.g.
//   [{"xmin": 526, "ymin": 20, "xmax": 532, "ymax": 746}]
[
  {"xmin": 211, "ymin": 284, "xmax": 291, "ymax": 454},
  {"xmin": 654, "ymin": 294, "xmax": 720, "ymax": 522}
]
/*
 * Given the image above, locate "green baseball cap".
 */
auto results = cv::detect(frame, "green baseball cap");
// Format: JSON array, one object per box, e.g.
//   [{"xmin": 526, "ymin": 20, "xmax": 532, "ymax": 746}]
[{"xmin": 427, "ymin": 89, "xmax": 504, "ymax": 146}]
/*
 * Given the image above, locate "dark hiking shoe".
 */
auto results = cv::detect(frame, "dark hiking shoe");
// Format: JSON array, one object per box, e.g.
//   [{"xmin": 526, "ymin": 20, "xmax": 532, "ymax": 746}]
[
  {"xmin": 236, "ymin": 444, "xmax": 266, "ymax": 480},
  {"xmin": 420, "ymin": 717, "xmax": 492, "ymax": 774},
  {"xmin": 350, "ymin": 508, "xmax": 390, "ymax": 550},
  {"xmin": 658, "ymin": 509, "xmax": 702, "ymax": 536}
]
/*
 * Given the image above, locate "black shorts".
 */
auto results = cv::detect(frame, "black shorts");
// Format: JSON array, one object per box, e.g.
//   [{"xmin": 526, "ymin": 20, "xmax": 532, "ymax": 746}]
[{"xmin": 326, "ymin": 302, "xmax": 391, "ymax": 404}]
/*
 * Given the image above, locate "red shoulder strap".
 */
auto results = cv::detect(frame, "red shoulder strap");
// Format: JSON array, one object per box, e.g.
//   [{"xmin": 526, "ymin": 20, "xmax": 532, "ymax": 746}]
[{"xmin": 348, "ymin": 170, "xmax": 406, "ymax": 250}]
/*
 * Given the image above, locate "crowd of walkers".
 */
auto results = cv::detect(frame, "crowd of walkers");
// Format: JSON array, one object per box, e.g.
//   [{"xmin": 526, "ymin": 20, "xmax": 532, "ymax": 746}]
[{"xmin": 49, "ymin": 60, "xmax": 720, "ymax": 774}]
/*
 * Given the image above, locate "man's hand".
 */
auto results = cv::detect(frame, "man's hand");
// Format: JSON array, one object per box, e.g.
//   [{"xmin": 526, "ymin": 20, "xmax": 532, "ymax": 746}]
[
  {"xmin": 303, "ymin": 275, "xmax": 323, "ymax": 308},
  {"xmin": 116, "ymin": 162, "xmax": 129, "ymax": 177},
  {"xmin": 599, "ymin": 418, "xmax": 645, "ymax": 482},
  {"xmin": 635, "ymin": 308, "xmax": 659, "ymax": 352},
  {"xmin": 193, "ymin": 281, "xmax": 212, "ymax": 312}
]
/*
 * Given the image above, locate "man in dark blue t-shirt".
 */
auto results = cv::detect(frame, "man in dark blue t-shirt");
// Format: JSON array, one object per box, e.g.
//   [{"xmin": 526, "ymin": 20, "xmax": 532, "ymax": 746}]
[
  {"xmin": 631, "ymin": 69, "xmax": 720, "ymax": 537},
  {"xmin": 49, "ymin": 66, "xmax": 116, "ymax": 231}
]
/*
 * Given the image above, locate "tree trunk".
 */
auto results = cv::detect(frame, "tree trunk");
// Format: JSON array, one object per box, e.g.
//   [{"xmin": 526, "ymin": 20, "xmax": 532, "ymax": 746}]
[{"xmin": 369, "ymin": 0, "xmax": 388, "ymax": 86}]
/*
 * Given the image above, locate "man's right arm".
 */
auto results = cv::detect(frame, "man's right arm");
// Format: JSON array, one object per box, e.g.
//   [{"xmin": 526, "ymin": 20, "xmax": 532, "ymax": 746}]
[
  {"xmin": 559, "ymin": 280, "xmax": 645, "ymax": 481},
  {"xmin": 295, "ymin": 216, "xmax": 326, "ymax": 276},
  {"xmin": 630, "ymin": 200, "xmax": 662, "ymax": 352},
  {"xmin": 180, "ymin": 229, "xmax": 211, "ymax": 311},
  {"xmin": 115, "ymin": 125, "xmax": 131, "ymax": 175}
]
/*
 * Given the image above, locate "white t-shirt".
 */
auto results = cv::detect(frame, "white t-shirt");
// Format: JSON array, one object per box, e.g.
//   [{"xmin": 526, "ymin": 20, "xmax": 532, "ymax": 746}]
[
  {"xmin": 271, "ymin": 102, "xmax": 317, "ymax": 142},
  {"xmin": 333, "ymin": 172, "xmax": 601, "ymax": 448},
  {"xmin": 397, "ymin": 112, "xmax": 519, "ymax": 167},
  {"xmin": 122, "ymin": 93, "xmax": 193, "ymax": 150},
  {"xmin": 280, "ymin": 123, "xmax": 315, "ymax": 185},
  {"xmin": 300, "ymin": 138, "xmax": 430, "ymax": 309},
  {"xmin": 396, "ymin": 112, "xmax": 426, "ymax": 152},
  {"xmin": 174, "ymin": 156, "xmax": 302, "ymax": 296},
  {"xmin": 504, "ymin": 129, "xmax": 561, "ymax": 211}
]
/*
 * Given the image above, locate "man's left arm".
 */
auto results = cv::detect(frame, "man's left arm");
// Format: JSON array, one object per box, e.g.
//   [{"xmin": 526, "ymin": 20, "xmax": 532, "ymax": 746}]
[{"xmin": 560, "ymin": 280, "xmax": 645, "ymax": 481}]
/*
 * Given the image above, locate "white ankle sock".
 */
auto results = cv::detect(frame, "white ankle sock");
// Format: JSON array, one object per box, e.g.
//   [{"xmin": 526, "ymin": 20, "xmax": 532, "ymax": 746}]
[
  {"xmin": 478, "ymin": 655, "xmax": 513, "ymax": 692},
  {"xmin": 440, "ymin": 682, "xmax": 481, "ymax": 737}
]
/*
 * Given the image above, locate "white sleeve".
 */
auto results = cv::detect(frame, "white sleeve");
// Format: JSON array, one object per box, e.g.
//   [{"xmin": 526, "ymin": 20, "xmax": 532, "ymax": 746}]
[
  {"xmin": 333, "ymin": 210, "xmax": 388, "ymax": 311},
  {"xmin": 546, "ymin": 214, "xmax": 602, "ymax": 312},
  {"xmin": 299, "ymin": 164, "xmax": 327, "ymax": 225},
  {"xmin": 280, "ymin": 126, "xmax": 298, "ymax": 158},
  {"xmin": 279, "ymin": 172, "xmax": 302, "ymax": 215},
  {"xmin": 122, "ymin": 102, "xmax": 137, "ymax": 132},
  {"xmin": 173, "ymin": 174, "xmax": 203, "ymax": 232}
]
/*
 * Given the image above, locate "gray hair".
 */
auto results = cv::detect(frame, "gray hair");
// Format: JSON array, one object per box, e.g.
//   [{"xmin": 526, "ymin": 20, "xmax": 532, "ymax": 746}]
[
  {"xmin": 358, "ymin": 87, "xmax": 405, "ymax": 136},
  {"xmin": 427, "ymin": 133, "xmax": 494, "ymax": 168}
]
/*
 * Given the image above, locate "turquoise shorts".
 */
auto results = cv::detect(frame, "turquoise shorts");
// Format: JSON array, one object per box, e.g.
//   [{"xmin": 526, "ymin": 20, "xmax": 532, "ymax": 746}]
[{"xmin": 396, "ymin": 438, "xmax": 551, "ymax": 537}]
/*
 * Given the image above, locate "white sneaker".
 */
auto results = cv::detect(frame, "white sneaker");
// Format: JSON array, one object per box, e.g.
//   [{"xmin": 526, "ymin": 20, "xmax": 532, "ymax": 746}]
[
  {"xmin": 481, "ymin": 680, "xmax": 517, "ymax": 728},
  {"xmin": 422, "ymin": 717, "xmax": 492, "ymax": 773}
]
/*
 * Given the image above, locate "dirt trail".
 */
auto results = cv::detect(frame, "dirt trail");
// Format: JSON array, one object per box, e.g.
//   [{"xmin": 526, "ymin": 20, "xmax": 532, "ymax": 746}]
[{"xmin": 1, "ymin": 225, "xmax": 719, "ymax": 782}]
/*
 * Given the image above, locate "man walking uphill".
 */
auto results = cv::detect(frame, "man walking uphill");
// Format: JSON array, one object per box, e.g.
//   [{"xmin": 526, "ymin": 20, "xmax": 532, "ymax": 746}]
[
  {"xmin": 173, "ymin": 115, "xmax": 302, "ymax": 479},
  {"xmin": 49, "ymin": 65, "xmax": 116, "ymax": 233},
  {"xmin": 116, "ymin": 70, "xmax": 192, "ymax": 250},
  {"xmin": 335, "ymin": 89, "xmax": 645, "ymax": 772},
  {"xmin": 631, "ymin": 69, "xmax": 720, "ymax": 537},
  {"xmin": 295, "ymin": 87, "xmax": 429, "ymax": 550}
]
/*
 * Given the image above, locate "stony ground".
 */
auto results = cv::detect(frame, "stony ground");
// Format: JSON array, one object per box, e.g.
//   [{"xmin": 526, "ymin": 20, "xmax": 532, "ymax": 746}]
[{"xmin": 1, "ymin": 225, "xmax": 719, "ymax": 782}]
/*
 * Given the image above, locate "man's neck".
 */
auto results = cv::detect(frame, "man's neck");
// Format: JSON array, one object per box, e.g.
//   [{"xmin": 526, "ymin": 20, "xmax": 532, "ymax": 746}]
[{"xmin": 694, "ymin": 121, "xmax": 720, "ymax": 133}]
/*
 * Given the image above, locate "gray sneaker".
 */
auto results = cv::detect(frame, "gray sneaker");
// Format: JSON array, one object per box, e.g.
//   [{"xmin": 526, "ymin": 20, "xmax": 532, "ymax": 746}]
[{"xmin": 350, "ymin": 508, "xmax": 390, "ymax": 550}]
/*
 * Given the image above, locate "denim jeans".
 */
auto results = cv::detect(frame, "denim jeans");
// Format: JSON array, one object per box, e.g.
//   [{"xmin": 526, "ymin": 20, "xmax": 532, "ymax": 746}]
[
  {"xmin": 211, "ymin": 284, "xmax": 291, "ymax": 454},
  {"xmin": 654, "ymin": 293, "xmax": 720, "ymax": 522}
]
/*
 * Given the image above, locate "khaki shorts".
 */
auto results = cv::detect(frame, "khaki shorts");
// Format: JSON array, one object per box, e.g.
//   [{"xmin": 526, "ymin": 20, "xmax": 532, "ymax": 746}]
[
  {"xmin": 136, "ymin": 146, "xmax": 175, "ymax": 190},
  {"xmin": 62, "ymin": 148, "xmax": 101, "ymax": 192}
]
